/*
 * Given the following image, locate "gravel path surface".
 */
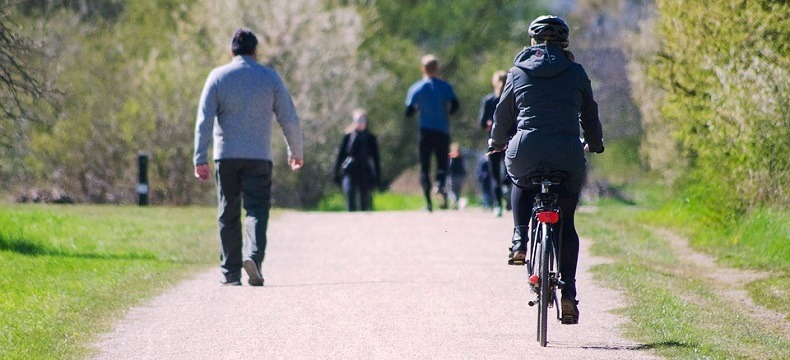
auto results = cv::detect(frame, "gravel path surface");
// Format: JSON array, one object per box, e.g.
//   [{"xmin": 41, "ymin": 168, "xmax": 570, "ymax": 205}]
[{"xmin": 93, "ymin": 210, "xmax": 657, "ymax": 359}]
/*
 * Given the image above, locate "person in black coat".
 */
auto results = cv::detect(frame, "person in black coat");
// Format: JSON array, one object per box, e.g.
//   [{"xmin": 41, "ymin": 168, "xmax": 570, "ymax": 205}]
[
  {"xmin": 478, "ymin": 70, "xmax": 510, "ymax": 217},
  {"xmin": 334, "ymin": 109, "xmax": 382, "ymax": 211}
]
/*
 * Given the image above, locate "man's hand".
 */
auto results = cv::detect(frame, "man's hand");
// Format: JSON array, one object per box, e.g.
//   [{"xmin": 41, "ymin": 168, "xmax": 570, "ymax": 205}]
[
  {"xmin": 194, "ymin": 164, "xmax": 210, "ymax": 182},
  {"xmin": 288, "ymin": 157, "xmax": 304, "ymax": 171}
]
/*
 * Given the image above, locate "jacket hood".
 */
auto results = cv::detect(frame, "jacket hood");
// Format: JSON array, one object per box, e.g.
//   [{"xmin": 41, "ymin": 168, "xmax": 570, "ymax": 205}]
[{"xmin": 513, "ymin": 43, "xmax": 572, "ymax": 78}]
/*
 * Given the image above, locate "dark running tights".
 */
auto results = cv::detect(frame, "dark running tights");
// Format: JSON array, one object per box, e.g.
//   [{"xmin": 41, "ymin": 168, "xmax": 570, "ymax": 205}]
[
  {"xmin": 511, "ymin": 185, "xmax": 580, "ymax": 299},
  {"xmin": 418, "ymin": 129, "xmax": 450, "ymax": 205}
]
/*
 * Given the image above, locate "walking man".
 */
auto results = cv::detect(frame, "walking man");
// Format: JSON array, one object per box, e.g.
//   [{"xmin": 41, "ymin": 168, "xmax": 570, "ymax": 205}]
[
  {"xmin": 405, "ymin": 54, "xmax": 459, "ymax": 211},
  {"xmin": 194, "ymin": 28, "xmax": 304, "ymax": 286}
]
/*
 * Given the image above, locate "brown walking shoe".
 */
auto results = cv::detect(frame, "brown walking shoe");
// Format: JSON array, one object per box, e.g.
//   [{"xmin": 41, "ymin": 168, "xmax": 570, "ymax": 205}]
[
  {"xmin": 508, "ymin": 226, "xmax": 528, "ymax": 265},
  {"xmin": 560, "ymin": 297, "xmax": 579, "ymax": 324},
  {"xmin": 243, "ymin": 259, "xmax": 264, "ymax": 287},
  {"xmin": 508, "ymin": 250, "xmax": 527, "ymax": 266}
]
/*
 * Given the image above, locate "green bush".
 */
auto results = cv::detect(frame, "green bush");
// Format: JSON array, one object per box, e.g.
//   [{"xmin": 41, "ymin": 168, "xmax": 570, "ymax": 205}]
[{"xmin": 651, "ymin": 0, "xmax": 790, "ymax": 214}]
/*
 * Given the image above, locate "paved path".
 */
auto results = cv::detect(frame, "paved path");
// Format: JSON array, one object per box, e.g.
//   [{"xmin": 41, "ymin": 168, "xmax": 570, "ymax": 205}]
[{"xmin": 94, "ymin": 211, "xmax": 657, "ymax": 359}]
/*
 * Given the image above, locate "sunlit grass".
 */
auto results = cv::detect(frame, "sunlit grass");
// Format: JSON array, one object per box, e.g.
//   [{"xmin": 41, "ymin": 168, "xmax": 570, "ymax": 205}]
[
  {"xmin": 313, "ymin": 191, "xmax": 426, "ymax": 211},
  {"xmin": 0, "ymin": 204, "xmax": 217, "ymax": 359},
  {"xmin": 578, "ymin": 201, "xmax": 789, "ymax": 359},
  {"xmin": 647, "ymin": 204, "xmax": 790, "ymax": 272}
]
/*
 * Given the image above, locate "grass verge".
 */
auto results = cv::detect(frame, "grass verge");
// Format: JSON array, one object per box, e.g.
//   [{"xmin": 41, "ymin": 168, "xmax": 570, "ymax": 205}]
[
  {"xmin": 647, "ymin": 197, "xmax": 789, "ymax": 272},
  {"xmin": 577, "ymin": 201, "xmax": 789, "ymax": 359},
  {"xmin": 314, "ymin": 191, "xmax": 427, "ymax": 211},
  {"xmin": 0, "ymin": 204, "xmax": 217, "ymax": 359}
]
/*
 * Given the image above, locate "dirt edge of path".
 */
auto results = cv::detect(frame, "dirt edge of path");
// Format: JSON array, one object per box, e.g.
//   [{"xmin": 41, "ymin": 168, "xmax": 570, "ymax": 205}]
[{"xmin": 655, "ymin": 228, "xmax": 788, "ymax": 338}]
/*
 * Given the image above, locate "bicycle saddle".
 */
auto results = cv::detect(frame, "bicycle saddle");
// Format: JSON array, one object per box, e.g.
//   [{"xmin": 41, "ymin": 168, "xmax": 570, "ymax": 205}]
[{"xmin": 528, "ymin": 170, "xmax": 567, "ymax": 185}]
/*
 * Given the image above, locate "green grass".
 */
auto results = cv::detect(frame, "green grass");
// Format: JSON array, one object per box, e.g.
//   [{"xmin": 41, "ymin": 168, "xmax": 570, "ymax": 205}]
[
  {"xmin": 642, "ymin": 197, "xmax": 790, "ymax": 325},
  {"xmin": 0, "ymin": 204, "xmax": 217, "ymax": 359},
  {"xmin": 746, "ymin": 276, "xmax": 790, "ymax": 320},
  {"xmin": 648, "ymin": 204, "xmax": 790, "ymax": 272},
  {"xmin": 584, "ymin": 131, "xmax": 789, "ymax": 356},
  {"xmin": 586, "ymin": 135, "xmax": 645, "ymax": 186},
  {"xmin": 314, "ymin": 191, "xmax": 426, "ymax": 211},
  {"xmin": 3, "ymin": 186, "xmax": 786, "ymax": 359},
  {"xmin": 578, "ymin": 200, "xmax": 789, "ymax": 359}
]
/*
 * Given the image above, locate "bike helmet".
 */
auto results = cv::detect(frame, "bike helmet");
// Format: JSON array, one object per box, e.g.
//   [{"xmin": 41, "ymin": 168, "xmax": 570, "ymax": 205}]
[{"xmin": 528, "ymin": 15, "xmax": 570, "ymax": 47}]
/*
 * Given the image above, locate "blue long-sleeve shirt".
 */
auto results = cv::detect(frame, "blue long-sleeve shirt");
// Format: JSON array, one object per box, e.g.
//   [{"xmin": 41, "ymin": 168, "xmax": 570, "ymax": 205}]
[
  {"xmin": 405, "ymin": 77, "xmax": 457, "ymax": 134},
  {"xmin": 194, "ymin": 55, "xmax": 303, "ymax": 165}
]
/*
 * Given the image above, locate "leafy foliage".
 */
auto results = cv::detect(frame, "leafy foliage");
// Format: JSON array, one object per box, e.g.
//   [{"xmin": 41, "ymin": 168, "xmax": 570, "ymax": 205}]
[
  {"xmin": 3, "ymin": 0, "xmax": 551, "ymax": 206},
  {"xmin": 358, "ymin": 0, "xmax": 546, "ymax": 183},
  {"xmin": 11, "ymin": 0, "xmax": 786, "ymax": 213},
  {"xmin": 648, "ymin": 0, "xmax": 789, "ymax": 215}
]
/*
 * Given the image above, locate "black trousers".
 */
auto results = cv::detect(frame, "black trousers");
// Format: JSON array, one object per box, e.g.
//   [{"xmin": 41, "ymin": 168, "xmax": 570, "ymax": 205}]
[
  {"xmin": 215, "ymin": 159, "xmax": 272, "ymax": 280},
  {"xmin": 511, "ymin": 184, "xmax": 580, "ymax": 299},
  {"xmin": 487, "ymin": 151, "xmax": 505, "ymax": 208},
  {"xmin": 418, "ymin": 129, "xmax": 450, "ymax": 205},
  {"xmin": 342, "ymin": 175, "xmax": 373, "ymax": 211}
]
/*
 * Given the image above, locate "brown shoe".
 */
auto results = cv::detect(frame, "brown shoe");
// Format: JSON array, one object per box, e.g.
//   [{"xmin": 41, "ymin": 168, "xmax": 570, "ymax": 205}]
[
  {"xmin": 508, "ymin": 226, "xmax": 528, "ymax": 266},
  {"xmin": 508, "ymin": 251, "xmax": 527, "ymax": 266},
  {"xmin": 560, "ymin": 297, "xmax": 579, "ymax": 324},
  {"xmin": 243, "ymin": 259, "xmax": 264, "ymax": 287}
]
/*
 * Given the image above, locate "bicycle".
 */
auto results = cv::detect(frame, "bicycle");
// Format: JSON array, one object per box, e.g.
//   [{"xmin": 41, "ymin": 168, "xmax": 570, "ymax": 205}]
[{"xmin": 523, "ymin": 170, "xmax": 567, "ymax": 347}]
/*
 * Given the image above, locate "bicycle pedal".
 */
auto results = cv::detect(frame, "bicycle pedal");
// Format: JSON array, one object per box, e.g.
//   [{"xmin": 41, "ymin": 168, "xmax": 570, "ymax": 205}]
[{"xmin": 508, "ymin": 259, "xmax": 526, "ymax": 266}]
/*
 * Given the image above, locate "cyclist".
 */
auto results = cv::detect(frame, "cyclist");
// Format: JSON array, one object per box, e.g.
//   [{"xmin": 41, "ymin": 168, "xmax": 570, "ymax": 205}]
[{"xmin": 488, "ymin": 15, "xmax": 604, "ymax": 324}]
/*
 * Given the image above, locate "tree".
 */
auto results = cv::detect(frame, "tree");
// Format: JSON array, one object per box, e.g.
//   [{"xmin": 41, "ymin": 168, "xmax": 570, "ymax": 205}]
[{"xmin": 0, "ymin": 6, "xmax": 58, "ymax": 187}]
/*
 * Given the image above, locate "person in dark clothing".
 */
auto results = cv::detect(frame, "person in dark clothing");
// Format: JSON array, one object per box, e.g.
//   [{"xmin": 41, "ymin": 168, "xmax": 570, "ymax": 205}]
[
  {"xmin": 334, "ymin": 109, "xmax": 382, "ymax": 212},
  {"xmin": 447, "ymin": 143, "xmax": 467, "ymax": 209},
  {"xmin": 405, "ymin": 54, "xmax": 459, "ymax": 212},
  {"xmin": 489, "ymin": 15, "xmax": 604, "ymax": 324},
  {"xmin": 476, "ymin": 157, "xmax": 493, "ymax": 209},
  {"xmin": 478, "ymin": 70, "xmax": 510, "ymax": 217}
]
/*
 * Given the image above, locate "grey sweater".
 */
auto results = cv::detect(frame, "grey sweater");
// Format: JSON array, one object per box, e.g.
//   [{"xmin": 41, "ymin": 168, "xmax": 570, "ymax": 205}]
[{"xmin": 194, "ymin": 56, "xmax": 303, "ymax": 165}]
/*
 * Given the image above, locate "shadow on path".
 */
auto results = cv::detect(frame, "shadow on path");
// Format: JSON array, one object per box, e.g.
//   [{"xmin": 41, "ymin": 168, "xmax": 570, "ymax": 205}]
[{"xmin": 550, "ymin": 340, "xmax": 691, "ymax": 351}]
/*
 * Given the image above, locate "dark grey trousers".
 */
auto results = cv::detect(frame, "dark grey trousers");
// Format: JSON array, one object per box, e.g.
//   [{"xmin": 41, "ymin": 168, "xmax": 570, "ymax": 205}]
[
  {"xmin": 215, "ymin": 159, "xmax": 272, "ymax": 280},
  {"xmin": 342, "ymin": 175, "xmax": 373, "ymax": 211}
]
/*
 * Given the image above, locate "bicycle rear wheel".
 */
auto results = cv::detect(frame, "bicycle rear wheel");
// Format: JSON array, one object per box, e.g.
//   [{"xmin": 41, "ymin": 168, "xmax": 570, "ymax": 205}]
[
  {"xmin": 528, "ymin": 216, "xmax": 541, "ymax": 342},
  {"xmin": 538, "ymin": 223, "xmax": 553, "ymax": 347}
]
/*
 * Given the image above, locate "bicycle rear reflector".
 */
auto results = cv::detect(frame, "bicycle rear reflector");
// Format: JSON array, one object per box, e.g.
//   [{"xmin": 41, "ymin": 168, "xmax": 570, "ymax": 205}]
[
  {"xmin": 529, "ymin": 274, "xmax": 539, "ymax": 285},
  {"xmin": 537, "ymin": 211, "xmax": 559, "ymax": 224}
]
